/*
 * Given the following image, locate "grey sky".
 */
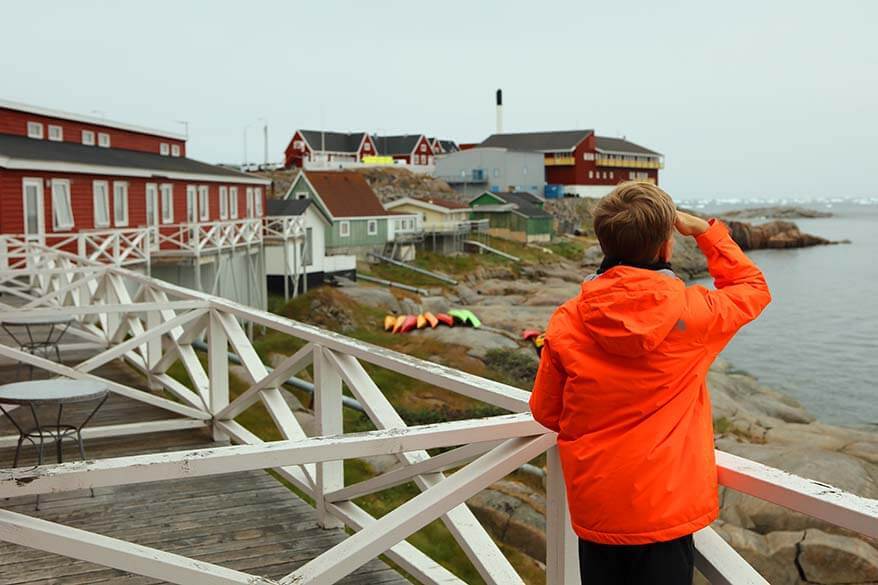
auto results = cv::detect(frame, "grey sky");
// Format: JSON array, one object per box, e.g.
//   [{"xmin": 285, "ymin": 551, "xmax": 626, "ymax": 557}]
[{"xmin": 2, "ymin": 1, "xmax": 875, "ymax": 200}]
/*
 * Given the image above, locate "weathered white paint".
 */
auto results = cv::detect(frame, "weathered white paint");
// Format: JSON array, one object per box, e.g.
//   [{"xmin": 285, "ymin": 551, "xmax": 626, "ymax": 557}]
[{"xmin": 694, "ymin": 526, "xmax": 769, "ymax": 585}]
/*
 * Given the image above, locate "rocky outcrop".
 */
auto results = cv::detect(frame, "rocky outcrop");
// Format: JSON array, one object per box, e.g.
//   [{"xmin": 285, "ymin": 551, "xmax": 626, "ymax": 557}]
[
  {"xmin": 721, "ymin": 206, "xmax": 833, "ymax": 220},
  {"xmin": 356, "ymin": 167, "xmax": 458, "ymax": 203},
  {"xmin": 725, "ymin": 219, "xmax": 838, "ymax": 250}
]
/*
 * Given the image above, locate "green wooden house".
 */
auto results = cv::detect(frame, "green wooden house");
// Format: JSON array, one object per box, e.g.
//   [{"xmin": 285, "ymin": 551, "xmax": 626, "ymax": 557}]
[
  {"xmin": 468, "ymin": 191, "xmax": 553, "ymax": 243},
  {"xmin": 285, "ymin": 171, "xmax": 420, "ymax": 256}
]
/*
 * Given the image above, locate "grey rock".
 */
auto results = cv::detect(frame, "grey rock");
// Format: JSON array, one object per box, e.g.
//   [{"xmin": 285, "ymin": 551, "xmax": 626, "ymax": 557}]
[
  {"xmin": 410, "ymin": 327, "xmax": 518, "ymax": 358},
  {"xmin": 456, "ymin": 284, "xmax": 481, "ymax": 305},
  {"xmin": 338, "ymin": 286, "xmax": 401, "ymax": 313},
  {"xmin": 798, "ymin": 528, "xmax": 878, "ymax": 583},
  {"xmin": 713, "ymin": 523, "xmax": 804, "ymax": 585},
  {"xmin": 582, "ymin": 244, "xmax": 603, "ymax": 266},
  {"xmin": 399, "ymin": 297, "xmax": 421, "ymax": 316},
  {"xmin": 421, "ymin": 295, "xmax": 450, "ymax": 315}
]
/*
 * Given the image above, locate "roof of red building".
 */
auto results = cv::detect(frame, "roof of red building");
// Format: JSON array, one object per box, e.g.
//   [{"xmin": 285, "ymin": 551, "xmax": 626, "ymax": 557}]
[
  {"xmin": 594, "ymin": 136, "xmax": 662, "ymax": 156},
  {"xmin": 303, "ymin": 171, "xmax": 388, "ymax": 218},
  {"xmin": 480, "ymin": 129, "xmax": 594, "ymax": 152}
]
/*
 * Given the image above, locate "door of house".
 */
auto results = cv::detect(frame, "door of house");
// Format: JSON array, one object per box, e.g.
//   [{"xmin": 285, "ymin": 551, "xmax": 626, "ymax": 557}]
[
  {"xmin": 22, "ymin": 178, "xmax": 45, "ymax": 243},
  {"xmin": 145, "ymin": 183, "xmax": 159, "ymax": 249}
]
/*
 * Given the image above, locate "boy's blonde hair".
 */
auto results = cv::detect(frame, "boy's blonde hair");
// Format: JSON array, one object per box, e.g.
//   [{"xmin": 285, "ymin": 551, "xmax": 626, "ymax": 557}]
[{"xmin": 592, "ymin": 182, "xmax": 676, "ymax": 263}]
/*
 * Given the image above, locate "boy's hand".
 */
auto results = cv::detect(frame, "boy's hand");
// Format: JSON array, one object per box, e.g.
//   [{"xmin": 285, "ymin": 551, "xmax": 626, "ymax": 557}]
[{"xmin": 675, "ymin": 211, "xmax": 710, "ymax": 237}]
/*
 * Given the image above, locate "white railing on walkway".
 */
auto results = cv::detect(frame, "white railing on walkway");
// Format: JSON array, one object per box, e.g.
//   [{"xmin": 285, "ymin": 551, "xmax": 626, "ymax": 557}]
[
  {"xmin": 155, "ymin": 218, "xmax": 263, "ymax": 257},
  {"xmin": 0, "ymin": 228, "xmax": 152, "ymax": 270},
  {"xmin": 0, "ymin": 243, "xmax": 874, "ymax": 585},
  {"xmin": 263, "ymin": 215, "xmax": 306, "ymax": 241}
]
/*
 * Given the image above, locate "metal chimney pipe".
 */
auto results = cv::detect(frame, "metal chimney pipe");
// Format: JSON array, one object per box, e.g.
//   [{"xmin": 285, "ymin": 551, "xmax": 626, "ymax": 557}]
[{"xmin": 496, "ymin": 89, "xmax": 503, "ymax": 134}]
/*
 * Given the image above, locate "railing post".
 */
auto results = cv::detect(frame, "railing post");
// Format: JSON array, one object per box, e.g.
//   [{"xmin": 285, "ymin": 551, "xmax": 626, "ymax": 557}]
[
  {"xmin": 313, "ymin": 345, "xmax": 345, "ymax": 529},
  {"xmin": 145, "ymin": 293, "xmax": 162, "ymax": 392},
  {"xmin": 546, "ymin": 445, "xmax": 579, "ymax": 585},
  {"xmin": 208, "ymin": 309, "xmax": 229, "ymax": 442}
]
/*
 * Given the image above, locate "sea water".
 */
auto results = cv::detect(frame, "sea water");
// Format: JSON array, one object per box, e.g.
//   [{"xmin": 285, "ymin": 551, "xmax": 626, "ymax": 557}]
[{"xmin": 688, "ymin": 197, "xmax": 878, "ymax": 427}]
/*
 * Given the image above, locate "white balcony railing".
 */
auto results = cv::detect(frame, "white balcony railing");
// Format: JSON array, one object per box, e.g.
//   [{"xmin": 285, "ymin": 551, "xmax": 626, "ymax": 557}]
[
  {"xmin": 0, "ymin": 243, "xmax": 875, "ymax": 585},
  {"xmin": 0, "ymin": 228, "xmax": 152, "ymax": 270},
  {"xmin": 154, "ymin": 218, "xmax": 263, "ymax": 256}
]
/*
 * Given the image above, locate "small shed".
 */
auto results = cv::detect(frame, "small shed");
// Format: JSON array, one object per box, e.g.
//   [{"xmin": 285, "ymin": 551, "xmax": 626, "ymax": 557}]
[{"xmin": 468, "ymin": 191, "xmax": 553, "ymax": 243}]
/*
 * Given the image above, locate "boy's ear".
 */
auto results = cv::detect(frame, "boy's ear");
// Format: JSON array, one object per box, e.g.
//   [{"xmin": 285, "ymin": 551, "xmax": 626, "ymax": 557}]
[{"xmin": 660, "ymin": 236, "xmax": 675, "ymax": 262}]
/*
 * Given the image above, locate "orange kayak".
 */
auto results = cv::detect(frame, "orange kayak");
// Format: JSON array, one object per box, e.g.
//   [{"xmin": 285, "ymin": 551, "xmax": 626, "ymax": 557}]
[
  {"xmin": 392, "ymin": 315, "xmax": 407, "ymax": 334},
  {"xmin": 417, "ymin": 314, "xmax": 428, "ymax": 329},
  {"xmin": 400, "ymin": 315, "xmax": 418, "ymax": 333},
  {"xmin": 384, "ymin": 315, "xmax": 396, "ymax": 331},
  {"xmin": 436, "ymin": 313, "xmax": 454, "ymax": 327},
  {"xmin": 424, "ymin": 312, "xmax": 439, "ymax": 328}
]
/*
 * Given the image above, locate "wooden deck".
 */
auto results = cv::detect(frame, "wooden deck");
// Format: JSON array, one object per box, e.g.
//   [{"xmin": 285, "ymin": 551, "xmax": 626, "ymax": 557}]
[{"xmin": 0, "ymin": 330, "xmax": 409, "ymax": 584}]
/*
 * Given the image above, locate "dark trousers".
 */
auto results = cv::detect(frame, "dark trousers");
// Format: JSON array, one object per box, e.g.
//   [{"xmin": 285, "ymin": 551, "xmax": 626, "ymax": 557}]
[{"xmin": 579, "ymin": 534, "xmax": 695, "ymax": 585}]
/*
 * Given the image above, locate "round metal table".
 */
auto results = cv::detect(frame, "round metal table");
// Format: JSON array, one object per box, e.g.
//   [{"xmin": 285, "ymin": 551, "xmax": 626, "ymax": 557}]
[
  {"xmin": 0, "ymin": 379, "xmax": 109, "ymax": 509},
  {"xmin": 0, "ymin": 315, "xmax": 75, "ymax": 380}
]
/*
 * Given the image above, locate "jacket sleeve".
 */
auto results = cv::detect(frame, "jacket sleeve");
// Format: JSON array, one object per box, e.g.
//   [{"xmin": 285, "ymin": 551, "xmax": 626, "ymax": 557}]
[
  {"xmin": 529, "ymin": 340, "xmax": 567, "ymax": 432},
  {"xmin": 696, "ymin": 219, "xmax": 772, "ymax": 352}
]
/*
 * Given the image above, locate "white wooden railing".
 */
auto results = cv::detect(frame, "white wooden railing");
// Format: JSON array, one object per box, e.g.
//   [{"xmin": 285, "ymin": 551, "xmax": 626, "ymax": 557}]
[
  {"xmin": 154, "ymin": 218, "xmax": 263, "ymax": 256},
  {"xmin": 264, "ymin": 215, "xmax": 306, "ymax": 241},
  {"xmin": 0, "ymin": 228, "xmax": 152, "ymax": 270},
  {"xmin": 0, "ymin": 243, "xmax": 875, "ymax": 585}
]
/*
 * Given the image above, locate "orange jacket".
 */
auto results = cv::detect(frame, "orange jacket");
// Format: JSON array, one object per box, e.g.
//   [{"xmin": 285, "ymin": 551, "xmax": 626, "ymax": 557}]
[{"xmin": 530, "ymin": 220, "xmax": 770, "ymax": 545}]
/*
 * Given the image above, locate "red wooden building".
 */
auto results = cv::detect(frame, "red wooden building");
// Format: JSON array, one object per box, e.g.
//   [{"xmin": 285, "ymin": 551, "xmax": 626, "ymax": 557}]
[
  {"xmin": 0, "ymin": 99, "xmax": 270, "ymax": 242},
  {"xmin": 371, "ymin": 134, "xmax": 434, "ymax": 166},
  {"xmin": 480, "ymin": 130, "xmax": 663, "ymax": 197},
  {"xmin": 284, "ymin": 130, "xmax": 377, "ymax": 169}
]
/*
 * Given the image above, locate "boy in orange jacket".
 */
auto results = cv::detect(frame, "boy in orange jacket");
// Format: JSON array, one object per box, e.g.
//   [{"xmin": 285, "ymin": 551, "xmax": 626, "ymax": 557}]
[{"xmin": 529, "ymin": 182, "xmax": 770, "ymax": 584}]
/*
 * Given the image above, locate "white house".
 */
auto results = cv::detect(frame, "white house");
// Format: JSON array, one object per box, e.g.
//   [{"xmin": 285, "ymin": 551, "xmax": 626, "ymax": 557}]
[{"xmin": 263, "ymin": 198, "xmax": 356, "ymax": 298}]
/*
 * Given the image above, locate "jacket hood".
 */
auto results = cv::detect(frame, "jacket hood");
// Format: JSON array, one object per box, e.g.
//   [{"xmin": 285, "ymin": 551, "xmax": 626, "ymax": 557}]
[{"xmin": 577, "ymin": 267, "xmax": 686, "ymax": 357}]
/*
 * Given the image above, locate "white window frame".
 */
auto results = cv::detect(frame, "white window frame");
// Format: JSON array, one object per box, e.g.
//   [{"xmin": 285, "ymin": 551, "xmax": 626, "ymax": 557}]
[
  {"xmin": 420, "ymin": 144, "xmax": 427, "ymax": 152},
  {"xmin": 160, "ymin": 143, "xmax": 170, "ymax": 156},
  {"xmin": 229, "ymin": 186, "xmax": 239, "ymax": 219},
  {"xmin": 186, "ymin": 185, "xmax": 198, "ymax": 223},
  {"xmin": 245, "ymin": 188, "xmax": 254, "ymax": 217},
  {"xmin": 113, "ymin": 181, "xmax": 129, "ymax": 226},
  {"xmin": 51, "ymin": 179, "xmax": 74, "ymax": 231},
  {"xmin": 145, "ymin": 183, "xmax": 160, "ymax": 228},
  {"xmin": 589, "ymin": 170, "xmax": 594, "ymax": 179},
  {"xmin": 98, "ymin": 132, "xmax": 111, "ymax": 148},
  {"xmin": 93, "ymin": 181, "xmax": 110, "ymax": 228},
  {"xmin": 295, "ymin": 191, "xmax": 308, "ymax": 200},
  {"xmin": 48, "ymin": 125, "xmax": 63, "ymax": 141},
  {"xmin": 339, "ymin": 220, "xmax": 351, "ymax": 238},
  {"xmin": 82, "ymin": 130, "xmax": 95, "ymax": 145},
  {"xmin": 27, "ymin": 122, "xmax": 44, "ymax": 139},
  {"xmin": 219, "ymin": 186, "xmax": 229, "ymax": 219},
  {"xmin": 160, "ymin": 184, "xmax": 174, "ymax": 224},
  {"xmin": 171, "ymin": 144, "xmax": 181, "ymax": 157},
  {"xmin": 198, "ymin": 185, "xmax": 209, "ymax": 221},
  {"xmin": 254, "ymin": 188, "xmax": 263, "ymax": 216},
  {"xmin": 367, "ymin": 219, "xmax": 378, "ymax": 236}
]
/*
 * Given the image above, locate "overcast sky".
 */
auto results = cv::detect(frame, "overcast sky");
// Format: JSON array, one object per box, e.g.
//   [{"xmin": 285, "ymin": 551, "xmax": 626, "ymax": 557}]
[{"xmin": 2, "ymin": 1, "xmax": 875, "ymax": 200}]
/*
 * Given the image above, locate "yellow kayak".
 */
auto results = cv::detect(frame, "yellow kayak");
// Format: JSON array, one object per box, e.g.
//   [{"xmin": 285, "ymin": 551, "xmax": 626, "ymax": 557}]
[
  {"xmin": 392, "ymin": 315, "xmax": 407, "ymax": 334},
  {"xmin": 384, "ymin": 315, "xmax": 396, "ymax": 331},
  {"xmin": 424, "ymin": 312, "xmax": 439, "ymax": 328},
  {"xmin": 417, "ymin": 314, "xmax": 428, "ymax": 329}
]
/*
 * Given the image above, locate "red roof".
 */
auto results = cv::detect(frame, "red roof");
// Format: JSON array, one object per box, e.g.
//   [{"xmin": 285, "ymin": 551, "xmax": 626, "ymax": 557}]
[
  {"xmin": 304, "ymin": 171, "xmax": 388, "ymax": 218},
  {"xmin": 414, "ymin": 196, "xmax": 469, "ymax": 210}
]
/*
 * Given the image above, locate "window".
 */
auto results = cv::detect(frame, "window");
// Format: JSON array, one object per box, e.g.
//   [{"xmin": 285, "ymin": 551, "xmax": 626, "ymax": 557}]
[
  {"xmin": 293, "ymin": 140, "xmax": 304, "ymax": 150},
  {"xmin": 363, "ymin": 142, "xmax": 370, "ymax": 152},
  {"xmin": 48, "ymin": 125, "xmax": 63, "ymax": 141},
  {"xmin": 198, "ymin": 186, "xmax": 209, "ymax": 220},
  {"xmin": 51, "ymin": 179, "xmax": 74, "ymax": 230},
  {"xmin": 171, "ymin": 144, "xmax": 181, "ymax": 157},
  {"xmin": 113, "ymin": 182, "xmax": 129, "ymax": 226},
  {"xmin": 160, "ymin": 143, "xmax": 170, "ymax": 156},
  {"xmin": 82, "ymin": 130, "xmax": 95, "ymax": 145},
  {"xmin": 229, "ymin": 186, "xmax": 238, "ymax": 218},
  {"xmin": 492, "ymin": 168, "xmax": 499, "ymax": 177},
  {"xmin": 603, "ymin": 172, "xmax": 608, "ymax": 179},
  {"xmin": 588, "ymin": 170, "xmax": 594, "ymax": 179},
  {"xmin": 609, "ymin": 171, "xmax": 614, "ymax": 179},
  {"xmin": 186, "ymin": 185, "xmax": 198, "ymax": 223},
  {"xmin": 219, "ymin": 186, "xmax": 229, "ymax": 219},
  {"xmin": 583, "ymin": 152, "xmax": 595, "ymax": 161},
  {"xmin": 367, "ymin": 219, "xmax": 378, "ymax": 235},
  {"xmin": 27, "ymin": 122, "xmax": 44, "ymax": 139},
  {"xmin": 254, "ymin": 188, "xmax": 263, "ymax": 216},
  {"xmin": 93, "ymin": 181, "xmax": 110, "ymax": 227},
  {"xmin": 161, "ymin": 184, "xmax": 174, "ymax": 223},
  {"xmin": 98, "ymin": 132, "xmax": 111, "ymax": 148},
  {"xmin": 420, "ymin": 144, "xmax": 427, "ymax": 152},
  {"xmin": 304, "ymin": 227, "xmax": 313, "ymax": 266},
  {"xmin": 339, "ymin": 221, "xmax": 350, "ymax": 237},
  {"xmin": 146, "ymin": 183, "xmax": 159, "ymax": 226},
  {"xmin": 246, "ymin": 188, "xmax": 254, "ymax": 217},
  {"xmin": 295, "ymin": 191, "xmax": 308, "ymax": 200}
]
